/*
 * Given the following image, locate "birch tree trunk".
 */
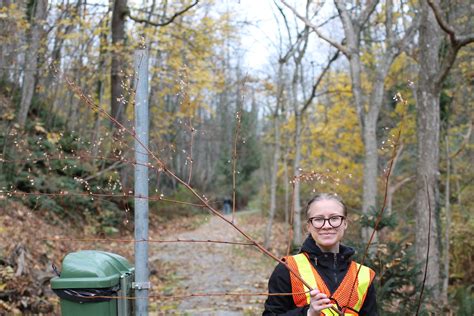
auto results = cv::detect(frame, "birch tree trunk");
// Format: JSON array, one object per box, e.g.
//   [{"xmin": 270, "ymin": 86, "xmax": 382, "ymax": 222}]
[{"xmin": 17, "ymin": 0, "xmax": 47, "ymax": 129}]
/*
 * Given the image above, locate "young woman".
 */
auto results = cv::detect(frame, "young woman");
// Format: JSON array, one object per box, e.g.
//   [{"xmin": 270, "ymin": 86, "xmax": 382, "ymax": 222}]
[{"xmin": 263, "ymin": 193, "xmax": 378, "ymax": 315}]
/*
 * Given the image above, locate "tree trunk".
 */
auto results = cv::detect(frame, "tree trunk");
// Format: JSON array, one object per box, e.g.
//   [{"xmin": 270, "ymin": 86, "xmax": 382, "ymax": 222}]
[
  {"xmin": 292, "ymin": 112, "xmax": 303, "ymax": 245},
  {"xmin": 91, "ymin": 20, "xmax": 108, "ymax": 164},
  {"xmin": 111, "ymin": 0, "xmax": 128, "ymax": 126},
  {"xmin": 442, "ymin": 135, "xmax": 450, "ymax": 305},
  {"xmin": 46, "ymin": 0, "xmax": 82, "ymax": 128},
  {"xmin": 264, "ymin": 109, "xmax": 281, "ymax": 249},
  {"xmin": 111, "ymin": 0, "xmax": 129, "ymax": 189},
  {"xmin": 415, "ymin": 2, "xmax": 443, "ymax": 300},
  {"xmin": 361, "ymin": 60, "xmax": 393, "ymax": 246},
  {"xmin": 17, "ymin": 0, "xmax": 47, "ymax": 129},
  {"xmin": 0, "ymin": 0, "xmax": 14, "ymax": 81},
  {"xmin": 415, "ymin": 85, "xmax": 442, "ymax": 300},
  {"xmin": 283, "ymin": 150, "xmax": 290, "ymax": 224},
  {"xmin": 361, "ymin": 116, "xmax": 378, "ymax": 245}
]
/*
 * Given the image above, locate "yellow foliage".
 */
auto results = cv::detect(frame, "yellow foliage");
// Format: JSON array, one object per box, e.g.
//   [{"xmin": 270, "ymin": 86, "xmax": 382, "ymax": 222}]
[
  {"xmin": 47, "ymin": 132, "xmax": 61, "ymax": 144},
  {"xmin": 386, "ymin": 53, "xmax": 417, "ymax": 146},
  {"xmin": 278, "ymin": 71, "xmax": 364, "ymax": 205},
  {"xmin": 135, "ymin": 4, "xmax": 233, "ymax": 132}
]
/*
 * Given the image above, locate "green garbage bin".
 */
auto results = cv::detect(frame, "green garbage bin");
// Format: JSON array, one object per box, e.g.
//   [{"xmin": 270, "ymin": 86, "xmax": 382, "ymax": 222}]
[{"xmin": 51, "ymin": 250, "xmax": 135, "ymax": 316}]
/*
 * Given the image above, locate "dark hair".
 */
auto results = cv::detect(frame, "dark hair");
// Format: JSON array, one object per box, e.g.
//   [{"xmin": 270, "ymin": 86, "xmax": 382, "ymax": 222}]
[{"xmin": 304, "ymin": 193, "xmax": 347, "ymax": 217}]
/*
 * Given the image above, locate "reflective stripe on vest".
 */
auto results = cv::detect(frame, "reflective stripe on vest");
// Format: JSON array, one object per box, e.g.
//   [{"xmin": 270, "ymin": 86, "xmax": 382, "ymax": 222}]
[{"xmin": 285, "ymin": 253, "xmax": 375, "ymax": 315}]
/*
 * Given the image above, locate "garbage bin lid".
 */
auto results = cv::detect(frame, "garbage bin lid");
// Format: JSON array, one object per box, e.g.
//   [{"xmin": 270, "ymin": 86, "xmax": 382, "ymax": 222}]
[{"xmin": 51, "ymin": 250, "xmax": 134, "ymax": 289}]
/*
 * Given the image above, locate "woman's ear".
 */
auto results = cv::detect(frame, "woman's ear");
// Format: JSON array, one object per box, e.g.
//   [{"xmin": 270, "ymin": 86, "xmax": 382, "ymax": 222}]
[{"xmin": 343, "ymin": 217, "xmax": 348, "ymax": 230}]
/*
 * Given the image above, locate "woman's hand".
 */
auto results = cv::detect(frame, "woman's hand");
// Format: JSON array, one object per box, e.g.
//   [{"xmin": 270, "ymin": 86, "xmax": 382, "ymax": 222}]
[{"xmin": 307, "ymin": 289, "xmax": 334, "ymax": 316}]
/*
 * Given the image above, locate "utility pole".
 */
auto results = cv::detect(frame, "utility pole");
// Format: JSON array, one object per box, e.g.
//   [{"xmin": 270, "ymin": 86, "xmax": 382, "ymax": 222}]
[{"xmin": 133, "ymin": 46, "xmax": 150, "ymax": 315}]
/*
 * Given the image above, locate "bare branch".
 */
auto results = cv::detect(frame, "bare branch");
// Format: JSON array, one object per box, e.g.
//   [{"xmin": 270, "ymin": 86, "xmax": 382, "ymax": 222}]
[
  {"xmin": 437, "ymin": 46, "xmax": 459, "ymax": 87},
  {"xmin": 301, "ymin": 49, "xmax": 340, "ymax": 112},
  {"xmin": 232, "ymin": 110, "xmax": 241, "ymax": 222},
  {"xmin": 46, "ymin": 237, "xmax": 255, "ymax": 246},
  {"xmin": 396, "ymin": 12, "xmax": 420, "ymax": 54},
  {"xmin": 457, "ymin": 33, "xmax": 474, "ymax": 47},
  {"xmin": 425, "ymin": 0, "xmax": 474, "ymax": 85},
  {"xmin": 128, "ymin": 0, "xmax": 199, "ymax": 27},
  {"xmin": 426, "ymin": 0, "xmax": 456, "ymax": 43},
  {"xmin": 187, "ymin": 120, "xmax": 195, "ymax": 185},
  {"xmin": 427, "ymin": 0, "xmax": 474, "ymax": 47},
  {"xmin": 84, "ymin": 160, "xmax": 123, "ymax": 181},
  {"xmin": 357, "ymin": 0, "xmax": 379, "ymax": 29},
  {"xmin": 449, "ymin": 120, "xmax": 472, "ymax": 159},
  {"xmin": 280, "ymin": 0, "xmax": 349, "ymax": 55},
  {"xmin": 274, "ymin": 0, "xmax": 295, "ymax": 50},
  {"xmin": 274, "ymin": 2, "xmax": 309, "ymax": 64},
  {"xmin": 390, "ymin": 176, "xmax": 414, "ymax": 194},
  {"xmin": 334, "ymin": 0, "xmax": 358, "ymax": 52}
]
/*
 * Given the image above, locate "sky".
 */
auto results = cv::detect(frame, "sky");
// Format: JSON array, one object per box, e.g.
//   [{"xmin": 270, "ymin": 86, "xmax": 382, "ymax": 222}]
[
  {"xmin": 230, "ymin": 0, "xmax": 278, "ymax": 69},
  {"xmin": 226, "ymin": 0, "xmax": 339, "ymax": 71},
  {"xmin": 89, "ymin": 0, "xmax": 339, "ymax": 71}
]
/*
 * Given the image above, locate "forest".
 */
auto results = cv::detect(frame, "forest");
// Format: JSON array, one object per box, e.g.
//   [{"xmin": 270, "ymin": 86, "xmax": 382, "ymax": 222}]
[{"xmin": 0, "ymin": 0, "xmax": 473, "ymax": 315}]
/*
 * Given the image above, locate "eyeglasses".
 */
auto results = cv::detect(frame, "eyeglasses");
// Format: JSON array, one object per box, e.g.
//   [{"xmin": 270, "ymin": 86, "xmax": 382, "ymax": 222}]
[{"xmin": 308, "ymin": 215, "xmax": 345, "ymax": 229}]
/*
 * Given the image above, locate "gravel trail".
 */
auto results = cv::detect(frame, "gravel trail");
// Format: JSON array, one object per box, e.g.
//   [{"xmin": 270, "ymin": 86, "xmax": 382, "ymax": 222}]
[{"xmin": 150, "ymin": 211, "xmax": 275, "ymax": 316}]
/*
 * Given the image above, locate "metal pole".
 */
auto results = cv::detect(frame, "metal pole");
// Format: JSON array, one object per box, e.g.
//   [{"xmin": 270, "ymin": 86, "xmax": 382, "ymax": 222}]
[{"xmin": 133, "ymin": 48, "xmax": 149, "ymax": 315}]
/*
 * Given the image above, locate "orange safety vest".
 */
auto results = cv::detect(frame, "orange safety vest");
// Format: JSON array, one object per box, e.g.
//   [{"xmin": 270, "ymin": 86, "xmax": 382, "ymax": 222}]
[{"xmin": 285, "ymin": 253, "xmax": 375, "ymax": 315}]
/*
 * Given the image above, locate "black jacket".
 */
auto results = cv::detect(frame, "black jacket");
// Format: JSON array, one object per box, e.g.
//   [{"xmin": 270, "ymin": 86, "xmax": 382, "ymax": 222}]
[{"xmin": 263, "ymin": 236, "xmax": 378, "ymax": 315}]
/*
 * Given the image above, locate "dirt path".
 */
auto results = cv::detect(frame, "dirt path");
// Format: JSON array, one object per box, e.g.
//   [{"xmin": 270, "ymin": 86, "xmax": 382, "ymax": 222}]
[{"xmin": 150, "ymin": 211, "xmax": 276, "ymax": 315}]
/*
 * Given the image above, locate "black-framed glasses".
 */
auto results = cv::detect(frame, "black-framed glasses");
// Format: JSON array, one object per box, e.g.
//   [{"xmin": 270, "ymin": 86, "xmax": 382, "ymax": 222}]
[{"xmin": 308, "ymin": 215, "xmax": 345, "ymax": 229}]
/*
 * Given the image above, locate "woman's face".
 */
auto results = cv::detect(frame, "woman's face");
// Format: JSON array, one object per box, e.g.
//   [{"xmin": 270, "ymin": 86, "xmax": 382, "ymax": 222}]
[{"xmin": 307, "ymin": 199, "xmax": 347, "ymax": 253}]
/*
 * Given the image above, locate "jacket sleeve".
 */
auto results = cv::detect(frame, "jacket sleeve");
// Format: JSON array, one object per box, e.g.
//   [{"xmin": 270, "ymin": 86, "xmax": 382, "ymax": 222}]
[
  {"xmin": 262, "ymin": 263, "xmax": 309, "ymax": 316},
  {"xmin": 358, "ymin": 282, "xmax": 378, "ymax": 316}
]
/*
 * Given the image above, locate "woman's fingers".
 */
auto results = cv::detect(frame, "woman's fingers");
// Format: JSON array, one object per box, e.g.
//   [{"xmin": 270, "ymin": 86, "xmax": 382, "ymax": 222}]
[
  {"xmin": 309, "ymin": 289, "xmax": 320, "ymax": 297},
  {"xmin": 308, "ymin": 290, "xmax": 334, "ymax": 313},
  {"xmin": 309, "ymin": 289, "xmax": 328, "ymax": 299},
  {"xmin": 314, "ymin": 293, "xmax": 328, "ymax": 300},
  {"xmin": 319, "ymin": 303, "xmax": 334, "ymax": 310}
]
